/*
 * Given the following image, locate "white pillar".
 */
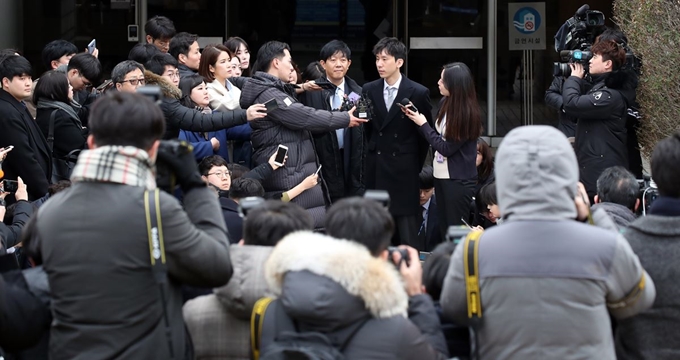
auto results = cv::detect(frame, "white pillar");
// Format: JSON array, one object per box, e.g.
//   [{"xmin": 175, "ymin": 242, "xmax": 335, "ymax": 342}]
[{"xmin": 487, "ymin": 0, "xmax": 497, "ymax": 135}]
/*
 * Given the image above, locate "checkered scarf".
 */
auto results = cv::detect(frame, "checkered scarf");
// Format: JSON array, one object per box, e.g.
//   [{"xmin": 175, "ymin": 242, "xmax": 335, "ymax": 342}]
[{"xmin": 70, "ymin": 146, "xmax": 157, "ymax": 190}]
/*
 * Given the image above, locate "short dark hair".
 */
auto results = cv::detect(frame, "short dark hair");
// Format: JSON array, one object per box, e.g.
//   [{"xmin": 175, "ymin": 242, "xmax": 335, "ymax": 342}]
[
  {"xmin": 128, "ymin": 43, "xmax": 162, "ymax": 64},
  {"xmin": 199, "ymin": 44, "xmax": 233, "ymax": 83},
  {"xmin": 48, "ymin": 180, "xmax": 72, "ymax": 195},
  {"xmin": 243, "ymin": 200, "xmax": 313, "ymax": 246},
  {"xmin": 477, "ymin": 138, "xmax": 494, "ymax": 182},
  {"xmin": 478, "ymin": 182, "xmax": 497, "ymax": 206},
  {"xmin": 253, "ymin": 41, "xmax": 290, "ymax": 73},
  {"xmin": 422, "ymin": 241, "xmax": 457, "ymax": 301},
  {"xmin": 0, "ymin": 55, "xmax": 32, "ymax": 82},
  {"xmin": 178, "ymin": 74, "xmax": 205, "ymax": 107},
  {"xmin": 419, "ymin": 165, "xmax": 434, "ymax": 190},
  {"xmin": 372, "ymin": 37, "xmax": 407, "ymax": 62},
  {"xmin": 227, "ymin": 163, "xmax": 250, "ymax": 180},
  {"xmin": 651, "ymin": 132, "xmax": 680, "ymax": 198},
  {"xmin": 41, "ymin": 40, "xmax": 78, "ymax": 70},
  {"xmin": 199, "ymin": 155, "xmax": 228, "ymax": 176},
  {"xmin": 33, "ymin": 70, "xmax": 70, "ymax": 105},
  {"xmin": 89, "ymin": 92, "xmax": 165, "ymax": 150},
  {"xmin": 301, "ymin": 61, "xmax": 324, "ymax": 82},
  {"xmin": 596, "ymin": 166, "xmax": 639, "ymax": 210},
  {"xmin": 169, "ymin": 32, "xmax": 198, "ymax": 60},
  {"xmin": 145, "ymin": 16, "xmax": 176, "ymax": 40},
  {"xmin": 325, "ymin": 197, "xmax": 394, "ymax": 256},
  {"xmin": 67, "ymin": 53, "xmax": 102, "ymax": 84},
  {"xmin": 144, "ymin": 53, "xmax": 178, "ymax": 76},
  {"xmin": 229, "ymin": 178, "xmax": 264, "ymax": 199},
  {"xmin": 111, "ymin": 60, "xmax": 144, "ymax": 84},
  {"xmin": 319, "ymin": 39, "xmax": 351, "ymax": 61}
]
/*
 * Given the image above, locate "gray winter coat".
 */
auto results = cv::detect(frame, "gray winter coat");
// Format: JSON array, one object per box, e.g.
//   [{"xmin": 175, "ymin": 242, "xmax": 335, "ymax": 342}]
[
  {"xmin": 260, "ymin": 232, "xmax": 448, "ymax": 359},
  {"xmin": 183, "ymin": 245, "xmax": 273, "ymax": 360},
  {"xmin": 239, "ymin": 72, "xmax": 350, "ymax": 227},
  {"xmin": 440, "ymin": 125, "xmax": 655, "ymax": 360},
  {"xmin": 616, "ymin": 214, "xmax": 680, "ymax": 360},
  {"xmin": 37, "ymin": 183, "xmax": 233, "ymax": 360}
]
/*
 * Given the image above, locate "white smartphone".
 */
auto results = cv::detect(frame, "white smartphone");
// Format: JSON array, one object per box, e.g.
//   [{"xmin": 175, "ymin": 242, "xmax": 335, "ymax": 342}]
[
  {"xmin": 87, "ymin": 39, "xmax": 97, "ymax": 54},
  {"xmin": 273, "ymin": 145, "xmax": 288, "ymax": 166},
  {"xmin": 2, "ymin": 145, "xmax": 14, "ymax": 152},
  {"xmin": 314, "ymin": 164, "xmax": 322, "ymax": 175}
]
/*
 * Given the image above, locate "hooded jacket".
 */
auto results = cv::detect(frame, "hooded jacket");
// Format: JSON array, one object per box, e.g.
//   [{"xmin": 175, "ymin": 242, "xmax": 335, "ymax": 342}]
[
  {"xmin": 440, "ymin": 126, "xmax": 655, "ymax": 360},
  {"xmin": 259, "ymin": 232, "xmax": 448, "ymax": 359},
  {"xmin": 562, "ymin": 70, "xmax": 637, "ymax": 197},
  {"xmin": 239, "ymin": 72, "xmax": 350, "ymax": 227},
  {"xmin": 144, "ymin": 71, "xmax": 248, "ymax": 139},
  {"xmin": 183, "ymin": 245, "xmax": 273, "ymax": 360}
]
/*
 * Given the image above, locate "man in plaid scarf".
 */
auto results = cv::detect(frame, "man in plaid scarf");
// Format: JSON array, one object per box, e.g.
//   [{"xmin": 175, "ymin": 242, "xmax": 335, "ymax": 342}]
[{"xmin": 31, "ymin": 92, "xmax": 233, "ymax": 360}]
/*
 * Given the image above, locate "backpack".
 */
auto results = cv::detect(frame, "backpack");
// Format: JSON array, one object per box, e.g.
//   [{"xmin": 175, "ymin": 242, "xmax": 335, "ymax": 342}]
[{"xmin": 251, "ymin": 297, "xmax": 368, "ymax": 360}]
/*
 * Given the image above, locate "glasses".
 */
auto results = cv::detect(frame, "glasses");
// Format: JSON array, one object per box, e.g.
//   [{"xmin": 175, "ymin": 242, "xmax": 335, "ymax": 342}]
[
  {"xmin": 121, "ymin": 78, "xmax": 146, "ymax": 86},
  {"xmin": 164, "ymin": 72, "xmax": 180, "ymax": 79},
  {"xmin": 208, "ymin": 171, "xmax": 231, "ymax": 178}
]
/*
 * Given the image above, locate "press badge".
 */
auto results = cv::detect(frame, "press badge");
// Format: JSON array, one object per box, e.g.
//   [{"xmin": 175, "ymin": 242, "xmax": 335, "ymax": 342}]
[{"xmin": 435, "ymin": 152, "xmax": 445, "ymax": 163}]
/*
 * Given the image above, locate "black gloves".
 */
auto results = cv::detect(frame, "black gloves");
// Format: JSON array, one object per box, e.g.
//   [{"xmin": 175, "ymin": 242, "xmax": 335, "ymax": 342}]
[{"xmin": 155, "ymin": 140, "xmax": 206, "ymax": 193}]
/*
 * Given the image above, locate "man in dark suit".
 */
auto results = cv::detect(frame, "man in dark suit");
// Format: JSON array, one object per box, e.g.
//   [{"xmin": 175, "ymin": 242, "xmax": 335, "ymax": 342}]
[
  {"xmin": 0, "ymin": 55, "xmax": 51, "ymax": 201},
  {"xmin": 362, "ymin": 37, "xmax": 433, "ymax": 247},
  {"xmin": 299, "ymin": 40, "xmax": 366, "ymax": 203},
  {"xmin": 418, "ymin": 165, "xmax": 442, "ymax": 251}
]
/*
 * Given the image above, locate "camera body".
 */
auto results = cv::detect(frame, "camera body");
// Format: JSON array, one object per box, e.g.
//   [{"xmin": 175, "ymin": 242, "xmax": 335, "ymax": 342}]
[
  {"xmin": 637, "ymin": 176, "xmax": 659, "ymax": 216},
  {"xmin": 155, "ymin": 140, "xmax": 192, "ymax": 193},
  {"xmin": 387, "ymin": 246, "xmax": 410, "ymax": 269},
  {"xmin": 363, "ymin": 190, "xmax": 390, "ymax": 208},
  {"xmin": 238, "ymin": 196, "xmax": 266, "ymax": 218},
  {"xmin": 553, "ymin": 5, "xmax": 605, "ymax": 77}
]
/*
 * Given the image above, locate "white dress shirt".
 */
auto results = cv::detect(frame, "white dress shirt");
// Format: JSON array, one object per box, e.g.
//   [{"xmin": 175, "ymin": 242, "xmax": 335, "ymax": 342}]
[{"xmin": 383, "ymin": 74, "xmax": 402, "ymax": 109}]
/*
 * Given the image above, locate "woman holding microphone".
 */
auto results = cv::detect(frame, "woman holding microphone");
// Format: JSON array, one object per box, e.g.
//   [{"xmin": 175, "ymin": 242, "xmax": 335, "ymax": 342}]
[{"xmin": 402, "ymin": 62, "xmax": 482, "ymax": 239}]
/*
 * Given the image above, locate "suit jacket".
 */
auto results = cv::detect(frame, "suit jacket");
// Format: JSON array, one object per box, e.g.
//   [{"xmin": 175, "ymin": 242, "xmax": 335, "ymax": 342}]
[
  {"xmin": 424, "ymin": 197, "xmax": 442, "ymax": 251},
  {"xmin": 0, "ymin": 90, "xmax": 52, "ymax": 201},
  {"xmin": 363, "ymin": 75, "xmax": 433, "ymax": 216}
]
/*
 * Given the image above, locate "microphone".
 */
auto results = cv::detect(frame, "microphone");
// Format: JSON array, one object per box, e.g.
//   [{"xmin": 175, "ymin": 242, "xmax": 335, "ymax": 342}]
[{"xmin": 400, "ymin": 98, "xmax": 418, "ymax": 113}]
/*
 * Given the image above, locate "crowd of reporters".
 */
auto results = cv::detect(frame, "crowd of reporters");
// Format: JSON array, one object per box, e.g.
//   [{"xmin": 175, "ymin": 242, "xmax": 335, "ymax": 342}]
[{"xmin": 0, "ymin": 13, "xmax": 678, "ymax": 360}]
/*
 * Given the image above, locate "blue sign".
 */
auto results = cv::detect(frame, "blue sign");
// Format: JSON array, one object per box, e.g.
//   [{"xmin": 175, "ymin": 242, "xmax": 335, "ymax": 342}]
[{"xmin": 512, "ymin": 7, "xmax": 541, "ymax": 34}]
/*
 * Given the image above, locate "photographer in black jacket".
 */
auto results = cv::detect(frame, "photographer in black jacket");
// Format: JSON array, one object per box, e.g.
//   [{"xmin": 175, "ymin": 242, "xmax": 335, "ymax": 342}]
[{"xmin": 562, "ymin": 39, "xmax": 636, "ymax": 200}]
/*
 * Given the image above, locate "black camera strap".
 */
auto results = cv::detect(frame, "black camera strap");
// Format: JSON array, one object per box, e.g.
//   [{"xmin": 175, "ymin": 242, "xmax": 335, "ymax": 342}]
[{"xmin": 144, "ymin": 189, "xmax": 175, "ymax": 359}]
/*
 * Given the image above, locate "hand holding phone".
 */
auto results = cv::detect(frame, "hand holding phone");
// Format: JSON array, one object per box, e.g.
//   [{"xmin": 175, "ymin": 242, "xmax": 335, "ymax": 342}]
[
  {"xmin": 87, "ymin": 39, "xmax": 97, "ymax": 54},
  {"xmin": 263, "ymin": 99, "xmax": 278, "ymax": 113},
  {"xmin": 273, "ymin": 145, "xmax": 288, "ymax": 167}
]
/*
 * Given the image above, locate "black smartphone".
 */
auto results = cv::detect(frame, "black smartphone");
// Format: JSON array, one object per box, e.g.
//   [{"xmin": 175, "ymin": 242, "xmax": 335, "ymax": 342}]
[
  {"xmin": 263, "ymin": 98, "xmax": 278, "ymax": 113},
  {"xmin": 2, "ymin": 179, "xmax": 18, "ymax": 193},
  {"xmin": 274, "ymin": 145, "xmax": 288, "ymax": 166}
]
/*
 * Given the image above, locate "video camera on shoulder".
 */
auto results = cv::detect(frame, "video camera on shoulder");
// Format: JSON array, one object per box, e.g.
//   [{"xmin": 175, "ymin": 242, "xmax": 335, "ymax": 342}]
[
  {"xmin": 553, "ymin": 4, "xmax": 605, "ymax": 77},
  {"xmin": 446, "ymin": 226, "xmax": 473, "ymax": 245},
  {"xmin": 637, "ymin": 175, "xmax": 659, "ymax": 216}
]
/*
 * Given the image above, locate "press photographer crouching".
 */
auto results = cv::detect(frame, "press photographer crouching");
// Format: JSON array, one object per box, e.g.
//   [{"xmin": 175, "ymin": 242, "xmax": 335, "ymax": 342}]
[
  {"xmin": 30, "ymin": 92, "xmax": 233, "ymax": 359},
  {"xmin": 562, "ymin": 39, "xmax": 636, "ymax": 200}
]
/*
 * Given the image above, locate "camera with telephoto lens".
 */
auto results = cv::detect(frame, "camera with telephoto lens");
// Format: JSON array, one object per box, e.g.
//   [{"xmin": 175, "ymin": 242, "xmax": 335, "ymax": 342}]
[
  {"xmin": 387, "ymin": 246, "xmax": 410, "ymax": 269},
  {"xmin": 155, "ymin": 140, "xmax": 193, "ymax": 194},
  {"xmin": 553, "ymin": 4, "xmax": 605, "ymax": 77}
]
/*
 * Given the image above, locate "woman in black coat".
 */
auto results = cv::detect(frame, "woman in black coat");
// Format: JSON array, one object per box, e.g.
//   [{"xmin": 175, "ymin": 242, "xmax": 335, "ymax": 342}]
[{"xmin": 34, "ymin": 70, "xmax": 87, "ymax": 162}]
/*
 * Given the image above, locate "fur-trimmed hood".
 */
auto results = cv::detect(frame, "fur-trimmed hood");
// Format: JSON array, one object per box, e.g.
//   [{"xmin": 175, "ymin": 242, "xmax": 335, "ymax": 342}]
[
  {"xmin": 144, "ymin": 70, "xmax": 182, "ymax": 100},
  {"xmin": 265, "ymin": 231, "xmax": 408, "ymax": 321}
]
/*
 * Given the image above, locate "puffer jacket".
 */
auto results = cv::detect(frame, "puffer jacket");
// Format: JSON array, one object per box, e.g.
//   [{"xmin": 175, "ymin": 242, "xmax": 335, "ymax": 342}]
[
  {"xmin": 562, "ymin": 70, "xmax": 637, "ymax": 198},
  {"xmin": 440, "ymin": 125, "xmax": 655, "ymax": 360},
  {"xmin": 183, "ymin": 245, "xmax": 273, "ymax": 360},
  {"xmin": 259, "ymin": 232, "xmax": 449, "ymax": 359},
  {"xmin": 144, "ymin": 71, "xmax": 249, "ymax": 139},
  {"xmin": 239, "ymin": 72, "xmax": 350, "ymax": 227}
]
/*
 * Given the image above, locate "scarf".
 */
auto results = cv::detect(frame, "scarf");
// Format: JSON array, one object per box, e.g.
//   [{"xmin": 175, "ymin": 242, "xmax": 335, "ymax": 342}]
[
  {"xmin": 36, "ymin": 99, "xmax": 83, "ymax": 128},
  {"xmin": 70, "ymin": 145, "xmax": 157, "ymax": 190}
]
